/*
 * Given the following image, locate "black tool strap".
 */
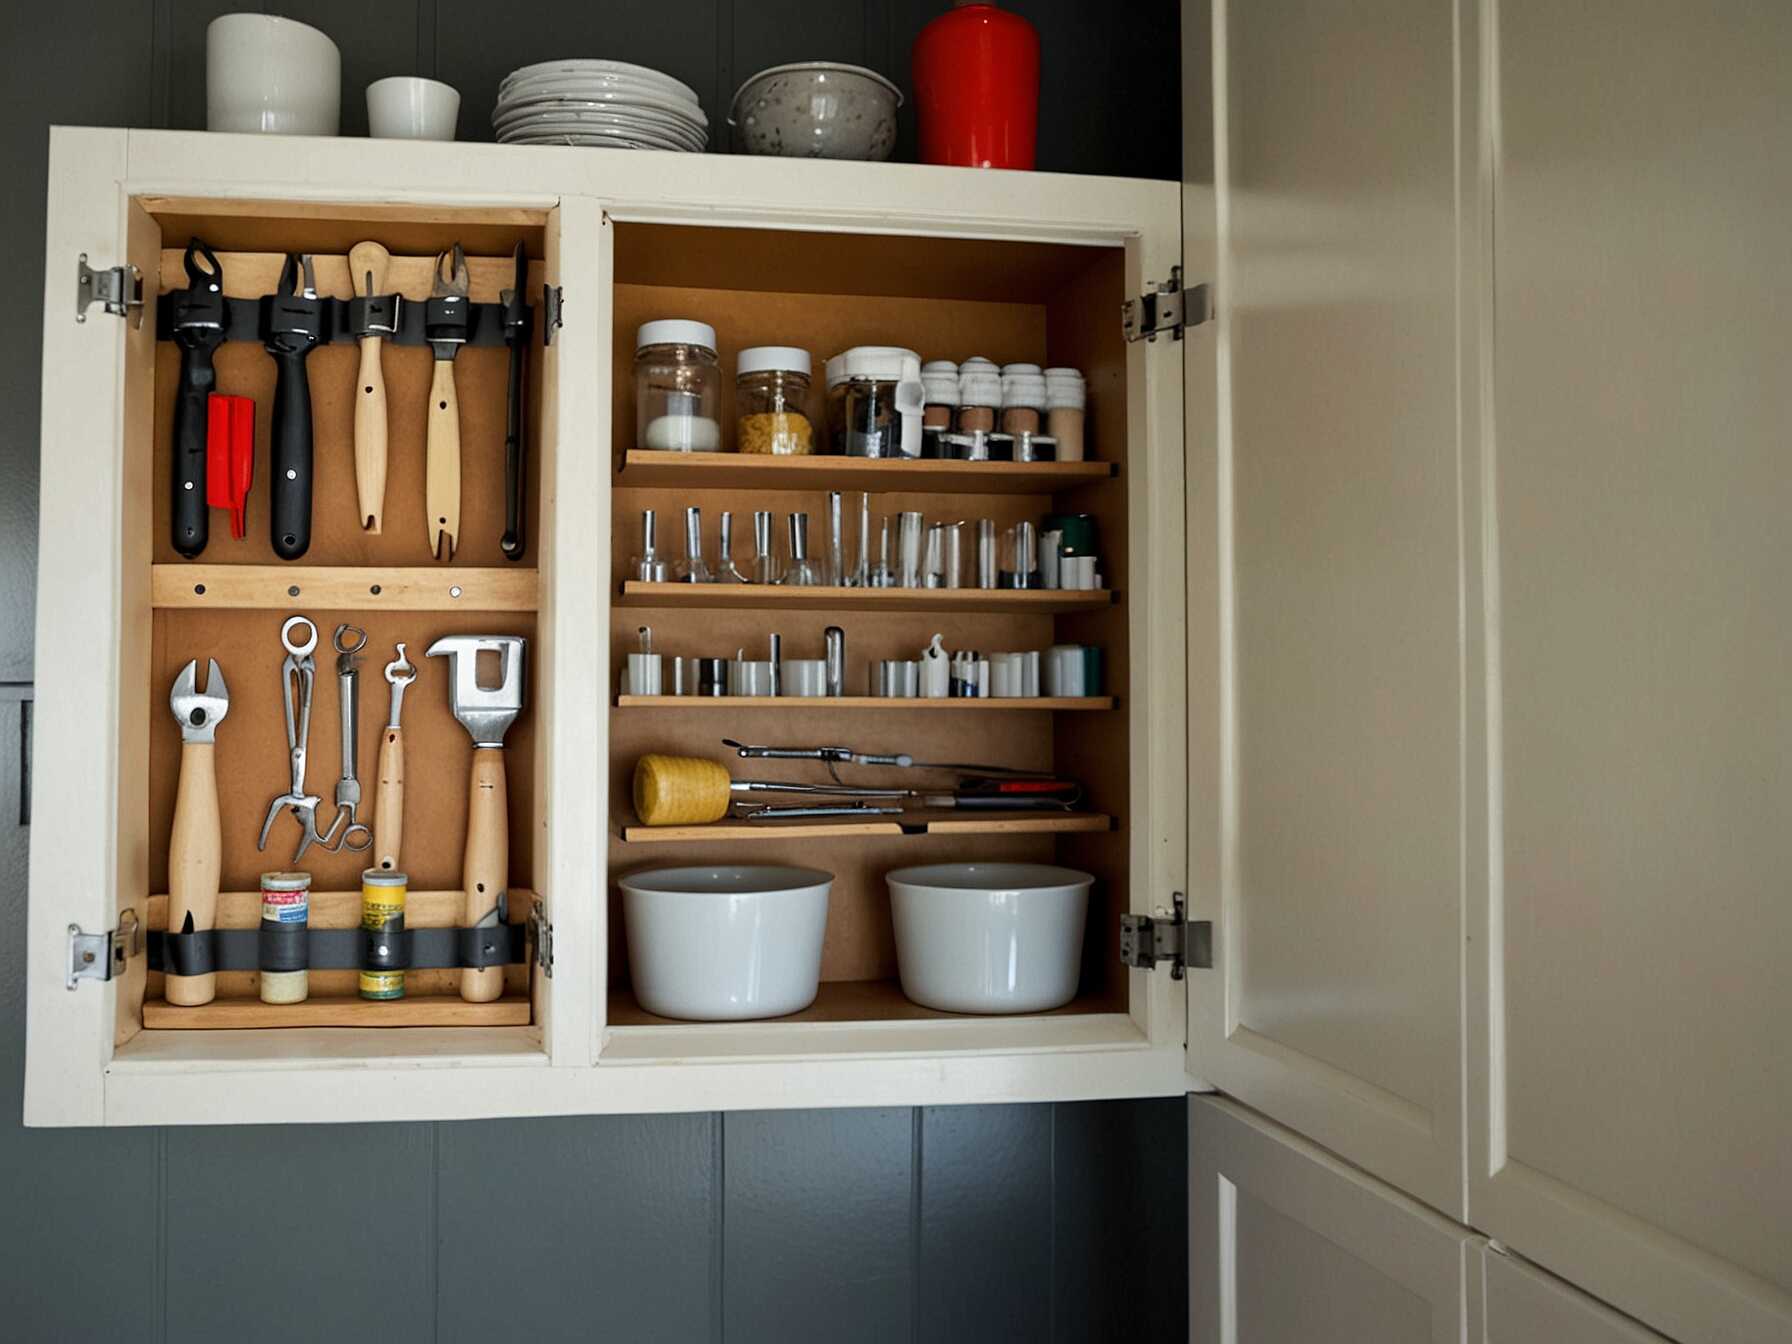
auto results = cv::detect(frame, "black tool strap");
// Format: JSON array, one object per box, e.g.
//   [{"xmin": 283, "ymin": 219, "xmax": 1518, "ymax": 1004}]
[
  {"xmin": 154, "ymin": 923, "xmax": 528, "ymax": 975},
  {"xmin": 157, "ymin": 290, "xmax": 525, "ymax": 350}
]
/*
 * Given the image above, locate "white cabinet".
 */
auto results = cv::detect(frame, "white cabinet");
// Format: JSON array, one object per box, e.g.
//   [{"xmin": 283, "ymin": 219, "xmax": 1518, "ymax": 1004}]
[
  {"xmin": 1479, "ymin": 1248, "xmax": 1672, "ymax": 1344},
  {"xmin": 1463, "ymin": 3, "xmax": 1792, "ymax": 1340},
  {"xmin": 1182, "ymin": 0, "xmax": 1472, "ymax": 1219},
  {"xmin": 1188, "ymin": 1096, "xmax": 1479, "ymax": 1344},
  {"xmin": 26, "ymin": 128, "xmax": 1193, "ymax": 1126}
]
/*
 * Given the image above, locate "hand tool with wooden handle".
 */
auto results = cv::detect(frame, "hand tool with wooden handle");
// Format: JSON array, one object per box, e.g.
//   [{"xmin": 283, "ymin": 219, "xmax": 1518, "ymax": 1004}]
[
  {"xmin": 167, "ymin": 240, "xmax": 226, "ymax": 558},
  {"xmin": 167, "ymin": 658, "xmax": 229, "ymax": 1006},
  {"xmin": 348, "ymin": 240, "xmax": 394, "ymax": 533},
  {"xmin": 426, "ymin": 635, "xmax": 528, "ymax": 1001},
  {"xmin": 260, "ymin": 253, "xmax": 323, "ymax": 560},
  {"xmin": 373, "ymin": 642, "xmax": 415, "ymax": 872},
  {"xmin": 425, "ymin": 244, "xmax": 470, "ymax": 561}
]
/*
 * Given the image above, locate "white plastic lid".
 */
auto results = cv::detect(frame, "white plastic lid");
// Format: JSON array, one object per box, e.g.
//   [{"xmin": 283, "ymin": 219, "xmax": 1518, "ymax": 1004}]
[
  {"xmin": 824, "ymin": 345, "xmax": 923, "ymax": 388},
  {"xmin": 637, "ymin": 319, "xmax": 716, "ymax": 352},
  {"xmin": 1043, "ymin": 366, "xmax": 1085, "ymax": 382},
  {"xmin": 921, "ymin": 359, "xmax": 959, "ymax": 375},
  {"xmin": 737, "ymin": 345, "xmax": 812, "ymax": 378},
  {"xmin": 959, "ymin": 355, "xmax": 999, "ymax": 376},
  {"xmin": 959, "ymin": 370, "xmax": 1002, "ymax": 406},
  {"xmin": 1001, "ymin": 362, "xmax": 1042, "ymax": 376},
  {"xmin": 1002, "ymin": 370, "xmax": 1047, "ymax": 407},
  {"xmin": 1045, "ymin": 381, "xmax": 1086, "ymax": 410}
]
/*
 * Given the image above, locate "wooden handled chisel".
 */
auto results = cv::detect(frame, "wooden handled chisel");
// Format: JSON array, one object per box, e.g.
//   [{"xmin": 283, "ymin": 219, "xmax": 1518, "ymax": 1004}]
[
  {"xmin": 166, "ymin": 658, "xmax": 229, "ymax": 1006},
  {"xmin": 348, "ymin": 240, "xmax": 393, "ymax": 533}
]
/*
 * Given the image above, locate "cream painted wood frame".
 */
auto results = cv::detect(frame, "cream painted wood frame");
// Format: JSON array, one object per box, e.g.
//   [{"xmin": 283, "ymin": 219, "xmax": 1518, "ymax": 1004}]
[{"xmin": 28, "ymin": 127, "xmax": 1190, "ymax": 1126}]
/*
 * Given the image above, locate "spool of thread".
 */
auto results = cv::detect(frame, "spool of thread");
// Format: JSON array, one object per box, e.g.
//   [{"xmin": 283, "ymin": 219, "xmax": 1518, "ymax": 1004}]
[
  {"xmin": 634, "ymin": 754, "xmax": 732, "ymax": 826},
  {"xmin": 258, "ymin": 871, "xmax": 310, "ymax": 1004}
]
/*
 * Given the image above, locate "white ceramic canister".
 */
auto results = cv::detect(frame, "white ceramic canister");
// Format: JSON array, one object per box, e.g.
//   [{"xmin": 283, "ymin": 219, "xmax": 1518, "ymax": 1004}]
[{"xmin": 207, "ymin": 14, "xmax": 342, "ymax": 135}]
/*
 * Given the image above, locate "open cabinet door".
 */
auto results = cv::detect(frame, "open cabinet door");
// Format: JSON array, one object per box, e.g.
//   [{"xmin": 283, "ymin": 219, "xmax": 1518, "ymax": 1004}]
[
  {"xmin": 25, "ymin": 128, "xmax": 154, "ymax": 1124},
  {"xmin": 1182, "ymin": 0, "xmax": 1474, "ymax": 1217}
]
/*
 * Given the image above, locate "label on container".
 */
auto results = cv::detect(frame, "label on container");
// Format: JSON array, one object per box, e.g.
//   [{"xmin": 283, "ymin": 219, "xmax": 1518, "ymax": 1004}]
[
  {"xmin": 358, "ymin": 969, "xmax": 405, "ymax": 1000},
  {"xmin": 360, "ymin": 873, "xmax": 406, "ymax": 1001},
  {"xmin": 260, "ymin": 889, "xmax": 308, "ymax": 922}
]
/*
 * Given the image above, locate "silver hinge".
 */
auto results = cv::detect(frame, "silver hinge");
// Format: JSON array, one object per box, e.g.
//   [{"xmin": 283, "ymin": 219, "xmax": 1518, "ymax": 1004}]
[
  {"xmin": 66, "ymin": 910, "xmax": 141, "ymax": 990},
  {"xmin": 1119, "ymin": 892, "xmax": 1211, "ymax": 979},
  {"xmin": 541, "ymin": 284, "xmax": 564, "ymax": 346},
  {"xmin": 528, "ymin": 897, "xmax": 554, "ymax": 977},
  {"xmin": 1122, "ymin": 266, "xmax": 1209, "ymax": 343},
  {"xmin": 75, "ymin": 254, "xmax": 144, "ymax": 327}
]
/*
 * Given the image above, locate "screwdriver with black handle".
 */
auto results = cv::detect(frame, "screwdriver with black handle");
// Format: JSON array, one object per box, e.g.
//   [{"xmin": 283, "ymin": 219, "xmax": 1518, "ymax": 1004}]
[{"xmin": 260, "ymin": 253, "xmax": 324, "ymax": 560}]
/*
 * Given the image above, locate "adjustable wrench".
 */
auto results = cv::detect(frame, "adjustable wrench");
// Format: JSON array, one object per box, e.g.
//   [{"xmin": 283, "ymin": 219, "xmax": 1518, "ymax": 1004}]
[{"xmin": 167, "ymin": 658, "xmax": 229, "ymax": 1006}]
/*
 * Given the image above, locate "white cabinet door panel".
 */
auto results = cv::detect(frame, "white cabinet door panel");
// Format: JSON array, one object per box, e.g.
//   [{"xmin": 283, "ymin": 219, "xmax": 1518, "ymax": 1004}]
[
  {"xmin": 1469, "ymin": 3, "xmax": 1792, "ymax": 1340},
  {"xmin": 1479, "ymin": 1248, "xmax": 1671, "ymax": 1344},
  {"xmin": 1189, "ymin": 1096, "xmax": 1478, "ymax": 1344},
  {"xmin": 1185, "ymin": 0, "xmax": 1473, "ymax": 1217}
]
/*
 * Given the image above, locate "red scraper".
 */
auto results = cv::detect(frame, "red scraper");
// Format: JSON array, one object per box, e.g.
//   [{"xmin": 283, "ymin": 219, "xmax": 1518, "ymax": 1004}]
[{"xmin": 205, "ymin": 394, "xmax": 254, "ymax": 539}]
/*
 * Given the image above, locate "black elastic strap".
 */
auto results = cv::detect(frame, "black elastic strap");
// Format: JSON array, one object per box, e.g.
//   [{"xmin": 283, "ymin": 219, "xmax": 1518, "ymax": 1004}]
[
  {"xmin": 149, "ymin": 923, "xmax": 528, "ymax": 973},
  {"xmin": 158, "ymin": 291, "xmax": 526, "ymax": 350}
]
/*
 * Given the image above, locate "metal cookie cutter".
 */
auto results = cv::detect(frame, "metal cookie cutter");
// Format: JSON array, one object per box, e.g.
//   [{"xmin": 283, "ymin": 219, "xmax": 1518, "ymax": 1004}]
[{"xmin": 258, "ymin": 615, "xmax": 352, "ymax": 863}]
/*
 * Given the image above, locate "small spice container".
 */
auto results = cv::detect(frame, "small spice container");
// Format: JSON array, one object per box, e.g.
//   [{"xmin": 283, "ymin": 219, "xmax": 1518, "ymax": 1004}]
[
  {"xmin": 635, "ymin": 319, "xmax": 722, "ymax": 452},
  {"xmin": 1044, "ymin": 367, "xmax": 1086, "ymax": 461},
  {"xmin": 957, "ymin": 364, "xmax": 1001, "ymax": 435},
  {"xmin": 920, "ymin": 360, "xmax": 959, "ymax": 457},
  {"xmin": 736, "ymin": 346, "xmax": 814, "ymax": 455},
  {"xmin": 359, "ymin": 869, "xmax": 408, "ymax": 1001},
  {"xmin": 1000, "ymin": 362, "xmax": 1045, "ymax": 435},
  {"xmin": 825, "ymin": 346, "xmax": 925, "ymax": 458},
  {"xmin": 258, "ymin": 871, "xmax": 310, "ymax": 1005},
  {"xmin": 1016, "ymin": 432, "xmax": 1057, "ymax": 462}
]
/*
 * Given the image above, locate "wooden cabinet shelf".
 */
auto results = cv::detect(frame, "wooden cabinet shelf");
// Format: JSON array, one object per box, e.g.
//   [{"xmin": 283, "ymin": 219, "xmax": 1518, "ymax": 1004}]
[
  {"xmin": 142, "ymin": 994, "xmax": 533, "ymax": 1029},
  {"xmin": 618, "ymin": 581, "xmax": 1114, "ymax": 614},
  {"xmin": 152, "ymin": 565, "xmax": 540, "ymax": 611},
  {"xmin": 618, "ymin": 811, "xmax": 1113, "ymax": 844},
  {"xmin": 615, "ymin": 695, "xmax": 1115, "ymax": 711},
  {"xmin": 617, "ymin": 450, "xmax": 1115, "ymax": 495}
]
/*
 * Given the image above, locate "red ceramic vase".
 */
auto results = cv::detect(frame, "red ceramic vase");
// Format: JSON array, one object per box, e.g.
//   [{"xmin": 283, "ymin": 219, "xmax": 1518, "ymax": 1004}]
[{"xmin": 912, "ymin": 2, "xmax": 1040, "ymax": 169}]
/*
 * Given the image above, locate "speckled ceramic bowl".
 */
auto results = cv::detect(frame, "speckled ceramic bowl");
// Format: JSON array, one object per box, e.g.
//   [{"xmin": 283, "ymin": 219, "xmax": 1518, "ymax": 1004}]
[{"xmin": 729, "ymin": 62, "xmax": 902, "ymax": 161}]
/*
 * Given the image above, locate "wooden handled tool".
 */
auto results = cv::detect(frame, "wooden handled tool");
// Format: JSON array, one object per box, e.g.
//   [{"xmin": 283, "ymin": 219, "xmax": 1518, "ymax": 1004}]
[
  {"xmin": 426, "ymin": 635, "xmax": 527, "ymax": 1002},
  {"xmin": 425, "ymin": 245, "xmax": 469, "ymax": 561},
  {"xmin": 348, "ymin": 240, "xmax": 392, "ymax": 532},
  {"xmin": 167, "ymin": 659, "xmax": 229, "ymax": 1006},
  {"xmin": 373, "ymin": 642, "xmax": 415, "ymax": 872}
]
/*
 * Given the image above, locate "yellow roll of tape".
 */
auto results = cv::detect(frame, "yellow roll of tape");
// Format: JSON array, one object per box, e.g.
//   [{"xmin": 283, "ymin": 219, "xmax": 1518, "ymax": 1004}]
[{"xmin": 633, "ymin": 754, "xmax": 733, "ymax": 826}]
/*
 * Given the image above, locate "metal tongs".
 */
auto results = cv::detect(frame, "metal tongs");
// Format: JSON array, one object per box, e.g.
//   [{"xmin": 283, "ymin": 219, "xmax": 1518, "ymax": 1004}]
[{"xmin": 259, "ymin": 617, "xmax": 353, "ymax": 862}]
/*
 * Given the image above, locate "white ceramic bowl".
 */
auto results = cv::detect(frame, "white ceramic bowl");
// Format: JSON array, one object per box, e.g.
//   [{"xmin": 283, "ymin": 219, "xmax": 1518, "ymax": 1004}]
[
  {"xmin": 621, "ymin": 865, "xmax": 832, "ymax": 1020},
  {"xmin": 886, "ymin": 862, "xmax": 1092, "ymax": 1014},
  {"xmin": 206, "ymin": 14, "xmax": 341, "ymax": 136},
  {"xmin": 367, "ymin": 76, "xmax": 460, "ymax": 141},
  {"xmin": 729, "ymin": 61, "xmax": 901, "ymax": 161}
]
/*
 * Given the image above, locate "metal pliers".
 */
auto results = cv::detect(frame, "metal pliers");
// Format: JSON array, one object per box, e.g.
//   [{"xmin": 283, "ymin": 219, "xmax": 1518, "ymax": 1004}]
[{"xmin": 258, "ymin": 616, "xmax": 351, "ymax": 862}]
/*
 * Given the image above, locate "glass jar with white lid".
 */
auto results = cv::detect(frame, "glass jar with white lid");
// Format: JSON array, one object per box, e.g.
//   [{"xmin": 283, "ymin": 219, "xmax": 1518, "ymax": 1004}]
[{"xmin": 635, "ymin": 319, "xmax": 722, "ymax": 452}]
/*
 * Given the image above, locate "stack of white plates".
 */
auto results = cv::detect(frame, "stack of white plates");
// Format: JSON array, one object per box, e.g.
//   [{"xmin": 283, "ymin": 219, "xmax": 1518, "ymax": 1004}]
[{"xmin": 493, "ymin": 59, "xmax": 708, "ymax": 151}]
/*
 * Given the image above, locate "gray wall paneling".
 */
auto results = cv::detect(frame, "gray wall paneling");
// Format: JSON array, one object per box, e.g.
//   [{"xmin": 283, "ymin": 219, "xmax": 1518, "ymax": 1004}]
[{"xmin": 0, "ymin": 3, "xmax": 1184, "ymax": 1339}]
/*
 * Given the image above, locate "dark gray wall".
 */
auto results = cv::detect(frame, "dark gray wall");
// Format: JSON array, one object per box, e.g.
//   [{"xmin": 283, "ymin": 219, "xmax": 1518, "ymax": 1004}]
[{"xmin": 0, "ymin": 4, "xmax": 1185, "ymax": 1340}]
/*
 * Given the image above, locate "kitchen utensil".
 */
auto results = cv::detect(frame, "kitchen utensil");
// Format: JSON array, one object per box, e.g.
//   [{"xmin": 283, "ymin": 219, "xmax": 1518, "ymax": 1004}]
[
  {"xmin": 729, "ymin": 62, "xmax": 901, "ymax": 161},
  {"xmin": 717, "ymin": 511, "xmax": 750, "ymax": 582},
  {"xmin": 752, "ymin": 510, "xmax": 781, "ymax": 584},
  {"xmin": 206, "ymin": 13, "xmax": 341, "ymax": 135},
  {"xmin": 620, "ymin": 866, "xmax": 832, "ymax": 1020},
  {"xmin": 425, "ymin": 635, "xmax": 528, "ymax": 1003},
  {"xmin": 676, "ymin": 506, "xmax": 712, "ymax": 582},
  {"xmin": 494, "ymin": 59, "xmax": 708, "ymax": 151},
  {"xmin": 768, "ymin": 634, "xmax": 782, "ymax": 697},
  {"xmin": 977, "ymin": 518, "xmax": 997, "ymax": 588},
  {"xmin": 261, "ymin": 252, "xmax": 323, "ymax": 560},
  {"xmin": 942, "ymin": 521, "xmax": 964, "ymax": 588},
  {"xmin": 875, "ymin": 659, "xmax": 918, "ymax": 697},
  {"xmin": 824, "ymin": 626, "xmax": 846, "ymax": 697},
  {"xmin": 737, "ymin": 803, "xmax": 905, "ymax": 821},
  {"xmin": 698, "ymin": 658, "xmax": 730, "ymax": 696},
  {"xmin": 347, "ymin": 239, "xmax": 393, "ymax": 532},
  {"xmin": 852, "ymin": 491, "xmax": 872, "ymax": 587},
  {"xmin": 632, "ymin": 754, "xmax": 918, "ymax": 826},
  {"xmin": 628, "ymin": 626, "xmax": 663, "ymax": 696},
  {"xmin": 897, "ymin": 511, "xmax": 924, "ymax": 588},
  {"xmin": 373, "ymin": 641, "xmax": 415, "ymax": 872},
  {"xmin": 633, "ymin": 508, "xmax": 670, "ymax": 581},
  {"xmin": 782, "ymin": 512, "xmax": 823, "ymax": 586},
  {"xmin": 258, "ymin": 616, "xmax": 352, "ymax": 862},
  {"xmin": 168, "ymin": 239, "xmax": 226, "ymax": 558},
  {"xmin": 923, "ymin": 522, "xmax": 945, "ymax": 588},
  {"xmin": 869, "ymin": 517, "xmax": 896, "ymax": 588},
  {"xmin": 780, "ymin": 659, "xmax": 827, "ymax": 697},
  {"xmin": 366, "ymin": 76, "xmax": 460, "ymax": 140},
  {"xmin": 721, "ymin": 738, "xmax": 1054, "ymax": 780},
  {"xmin": 732, "ymin": 659, "xmax": 775, "ymax": 696},
  {"xmin": 920, "ymin": 632, "xmax": 949, "ymax": 697},
  {"xmin": 826, "ymin": 491, "xmax": 847, "ymax": 586},
  {"xmin": 204, "ymin": 393, "xmax": 254, "ymax": 540},
  {"xmin": 426, "ymin": 243, "xmax": 470, "ymax": 561},
  {"xmin": 886, "ymin": 864, "xmax": 1090, "ymax": 1014},
  {"xmin": 499, "ymin": 242, "xmax": 531, "ymax": 560},
  {"xmin": 167, "ymin": 658, "xmax": 229, "ymax": 1007},
  {"xmin": 1040, "ymin": 528, "xmax": 1062, "ymax": 588},
  {"xmin": 328, "ymin": 624, "xmax": 374, "ymax": 855},
  {"xmin": 671, "ymin": 656, "xmax": 703, "ymax": 695}
]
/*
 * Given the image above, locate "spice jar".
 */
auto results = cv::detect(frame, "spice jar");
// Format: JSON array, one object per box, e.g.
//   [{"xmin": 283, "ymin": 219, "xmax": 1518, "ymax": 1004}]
[
  {"xmin": 1045, "ymin": 367, "xmax": 1086, "ymax": 461},
  {"xmin": 635, "ymin": 319, "xmax": 722, "ymax": 452},
  {"xmin": 920, "ymin": 360, "xmax": 959, "ymax": 458},
  {"xmin": 1000, "ymin": 362, "xmax": 1045, "ymax": 435},
  {"xmin": 736, "ymin": 346, "xmax": 814, "ymax": 455},
  {"xmin": 825, "ymin": 346, "xmax": 924, "ymax": 458},
  {"xmin": 957, "ymin": 364, "xmax": 1001, "ymax": 435}
]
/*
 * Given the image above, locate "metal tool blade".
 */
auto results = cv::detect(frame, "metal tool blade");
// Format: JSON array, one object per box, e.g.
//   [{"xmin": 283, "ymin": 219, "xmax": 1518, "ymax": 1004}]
[{"xmin": 170, "ymin": 657, "xmax": 229, "ymax": 744}]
